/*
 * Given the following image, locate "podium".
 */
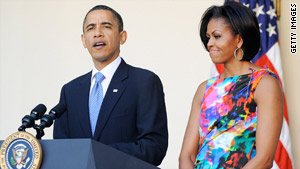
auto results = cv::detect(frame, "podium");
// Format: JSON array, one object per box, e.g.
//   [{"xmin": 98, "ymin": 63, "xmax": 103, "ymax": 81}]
[{"xmin": 0, "ymin": 139, "xmax": 159, "ymax": 169}]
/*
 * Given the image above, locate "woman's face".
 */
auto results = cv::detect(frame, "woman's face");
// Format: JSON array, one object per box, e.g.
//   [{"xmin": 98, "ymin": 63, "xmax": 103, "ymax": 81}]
[{"xmin": 206, "ymin": 17, "xmax": 242, "ymax": 64}]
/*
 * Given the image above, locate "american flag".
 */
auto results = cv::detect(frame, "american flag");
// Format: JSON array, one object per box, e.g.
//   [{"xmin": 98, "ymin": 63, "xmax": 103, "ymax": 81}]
[{"xmin": 211, "ymin": 0, "xmax": 294, "ymax": 168}]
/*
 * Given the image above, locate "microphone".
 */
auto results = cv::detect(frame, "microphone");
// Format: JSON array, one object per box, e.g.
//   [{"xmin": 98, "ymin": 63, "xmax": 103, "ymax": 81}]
[
  {"xmin": 36, "ymin": 103, "xmax": 66, "ymax": 130},
  {"xmin": 18, "ymin": 104, "xmax": 47, "ymax": 131}
]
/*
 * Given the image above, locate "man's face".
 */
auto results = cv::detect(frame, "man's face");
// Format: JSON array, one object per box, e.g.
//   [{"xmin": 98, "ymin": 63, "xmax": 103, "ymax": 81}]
[{"xmin": 81, "ymin": 10, "xmax": 126, "ymax": 69}]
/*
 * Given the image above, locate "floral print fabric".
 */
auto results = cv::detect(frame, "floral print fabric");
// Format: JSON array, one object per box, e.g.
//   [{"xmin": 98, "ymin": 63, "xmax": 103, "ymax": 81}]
[{"xmin": 194, "ymin": 69, "xmax": 277, "ymax": 169}]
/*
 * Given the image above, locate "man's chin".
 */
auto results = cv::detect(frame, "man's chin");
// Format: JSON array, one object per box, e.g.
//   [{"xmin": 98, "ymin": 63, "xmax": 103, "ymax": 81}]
[
  {"xmin": 96, "ymin": 57, "xmax": 110, "ymax": 62},
  {"xmin": 92, "ymin": 54, "xmax": 118, "ymax": 64},
  {"xmin": 94, "ymin": 56, "xmax": 112, "ymax": 63}
]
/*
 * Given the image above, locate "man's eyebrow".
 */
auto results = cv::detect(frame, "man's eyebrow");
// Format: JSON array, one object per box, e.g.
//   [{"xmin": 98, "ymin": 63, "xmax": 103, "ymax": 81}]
[
  {"xmin": 101, "ymin": 22, "xmax": 113, "ymax": 26},
  {"xmin": 85, "ymin": 23, "xmax": 95, "ymax": 30},
  {"xmin": 85, "ymin": 22, "xmax": 113, "ymax": 30}
]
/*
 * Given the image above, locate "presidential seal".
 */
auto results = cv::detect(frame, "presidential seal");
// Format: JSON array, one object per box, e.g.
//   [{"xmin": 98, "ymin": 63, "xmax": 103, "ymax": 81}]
[{"xmin": 0, "ymin": 131, "xmax": 42, "ymax": 169}]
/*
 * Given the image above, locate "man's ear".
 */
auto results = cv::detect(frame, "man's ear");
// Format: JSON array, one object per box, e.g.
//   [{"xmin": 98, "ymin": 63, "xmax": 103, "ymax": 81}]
[
  {"xmin": 120, "ymin": 31, "xmax": 127, "ymax": 45},
  {"xmin": 81, "ymin": 34, "xmax": 87, "ymax": 48}
]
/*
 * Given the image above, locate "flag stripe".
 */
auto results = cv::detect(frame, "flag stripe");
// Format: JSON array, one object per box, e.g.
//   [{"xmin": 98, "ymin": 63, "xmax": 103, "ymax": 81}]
[
  {"xmin": 272, "ymin": 161, "xmax": 280, "ymax": 169},
  {"xmin": 265, "ymin": 42, "xmax": 284, "ymax": 85},
  {"xmin": 215, "ymin": 64, "xmax": 224, "ymax": 74},
  {"xmin": 280, "ymin": 118, "xmax": 294, "ymax": 163},
  {"xmin": 274, "ymin": 141, "xmax": 293, "ymax": 169}
]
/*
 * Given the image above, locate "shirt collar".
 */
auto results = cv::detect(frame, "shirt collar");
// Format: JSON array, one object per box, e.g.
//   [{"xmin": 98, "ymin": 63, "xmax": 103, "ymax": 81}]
[{"xmin": 91, "ymin": 56, "xmax": 121, "ymax": 82}]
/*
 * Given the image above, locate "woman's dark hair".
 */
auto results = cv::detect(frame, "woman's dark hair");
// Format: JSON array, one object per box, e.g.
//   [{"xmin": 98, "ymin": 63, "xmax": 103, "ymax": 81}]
[{"xmin": 199, "ymin": 1, "xmax": 260, "ymax": 61}]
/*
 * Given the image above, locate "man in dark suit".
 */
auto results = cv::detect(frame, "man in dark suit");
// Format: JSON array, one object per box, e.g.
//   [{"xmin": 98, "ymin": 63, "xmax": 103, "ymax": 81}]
[{"xmin": 53, "ymin": 5, "xmax": 168, "ymax": 166}]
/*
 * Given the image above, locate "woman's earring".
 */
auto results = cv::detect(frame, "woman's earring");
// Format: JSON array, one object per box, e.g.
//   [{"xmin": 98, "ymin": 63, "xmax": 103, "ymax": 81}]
[{"xmin": 234, "ymin": 48, "xmax": 244, "ymax": 61}]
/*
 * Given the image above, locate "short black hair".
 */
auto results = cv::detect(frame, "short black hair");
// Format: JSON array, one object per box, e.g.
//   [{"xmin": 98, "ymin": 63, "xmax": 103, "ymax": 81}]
[
  {"xmin": 82, "ymin": 5, "xmax": 123, "ymax": 32},
  {"xmin": 199, "ymin": 1, "xmax": 260, "ymax": 61}
]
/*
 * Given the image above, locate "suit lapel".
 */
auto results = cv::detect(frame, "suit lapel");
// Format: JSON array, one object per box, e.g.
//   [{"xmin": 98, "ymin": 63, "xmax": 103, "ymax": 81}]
[
  {"xmin": 94, "ymin": 59, "xmax": 128, "ymax": 140},
  {"xmin": 76, "ymin": 71, "xmax": 93, "ymax": 138}
]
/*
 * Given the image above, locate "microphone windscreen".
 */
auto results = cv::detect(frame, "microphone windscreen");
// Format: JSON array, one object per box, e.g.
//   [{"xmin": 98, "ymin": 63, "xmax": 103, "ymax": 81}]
[
  {"xmin": 50, "ymin": 103, "xmax": 66, "ymax": 118},
  {"xmin": 31, "ymin": 104, "xmax": 47, "ymax": 119}
]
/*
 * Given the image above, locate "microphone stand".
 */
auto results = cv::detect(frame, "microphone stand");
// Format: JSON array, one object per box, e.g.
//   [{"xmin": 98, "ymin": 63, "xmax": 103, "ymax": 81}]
[
  {"xmin": 34, "ymin": 124, "xmax": 45, "ymax": 139},
  {"xmin": 33, "ymin": 113, "xmax": 56, "ymax": 139}
]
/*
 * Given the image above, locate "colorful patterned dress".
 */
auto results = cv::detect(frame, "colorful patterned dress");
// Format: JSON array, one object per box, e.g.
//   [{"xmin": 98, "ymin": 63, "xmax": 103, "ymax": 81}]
[{"xmin": 194, "ymin": 69, "xmax": 277, "ymax": 169}]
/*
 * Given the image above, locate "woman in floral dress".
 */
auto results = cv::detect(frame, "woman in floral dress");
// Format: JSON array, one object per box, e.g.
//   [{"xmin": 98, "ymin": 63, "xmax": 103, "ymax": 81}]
[{"xmin": 179, "ymin": 2, "xmax": 283, "ymax": 169}]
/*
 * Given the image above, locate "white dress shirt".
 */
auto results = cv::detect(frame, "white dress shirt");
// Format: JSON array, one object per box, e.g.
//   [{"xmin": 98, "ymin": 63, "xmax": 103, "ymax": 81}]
[{"xmin": 90, "ymin": 56, "xmax": 121, "ymax": 98}]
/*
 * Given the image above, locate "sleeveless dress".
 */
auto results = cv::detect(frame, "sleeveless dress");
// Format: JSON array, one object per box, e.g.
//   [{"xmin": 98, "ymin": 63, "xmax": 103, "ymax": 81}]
[{"xmin": 194, "ymin": 69, "xmax": 277, "ymax": 169}]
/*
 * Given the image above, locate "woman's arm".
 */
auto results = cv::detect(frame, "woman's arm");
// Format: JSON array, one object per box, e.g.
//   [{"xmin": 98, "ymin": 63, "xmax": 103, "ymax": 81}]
[
  {"xmin": 179, "ymin": 81, "xmax": 207, "ymax": 169},
  {"xmin": 243, "ymin": 74, "xmax": 283, "ymax": 169}
]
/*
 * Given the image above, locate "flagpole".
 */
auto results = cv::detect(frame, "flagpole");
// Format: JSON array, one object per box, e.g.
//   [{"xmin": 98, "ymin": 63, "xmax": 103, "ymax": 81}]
[{"xmin": 276, "ymin": 0, "xmax": 281, "ymax": 20}]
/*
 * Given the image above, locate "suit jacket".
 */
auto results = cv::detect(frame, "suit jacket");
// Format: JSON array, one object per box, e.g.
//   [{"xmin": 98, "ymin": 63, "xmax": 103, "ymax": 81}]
[{"xmin": 53, "ymin": 59, "xmax": 168, "ymax": 166}]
